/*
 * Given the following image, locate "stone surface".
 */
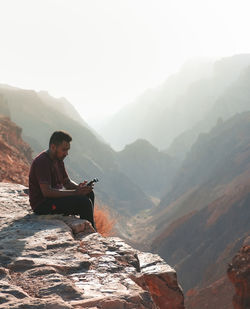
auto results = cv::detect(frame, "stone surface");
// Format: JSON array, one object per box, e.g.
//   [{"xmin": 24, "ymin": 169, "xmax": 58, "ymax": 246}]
[
  {"xmin": 0, "ymin": 182, "xmax": 185, "ymax": 308},
  {"xmin": 131, "ymin": 252, "xmax": 185, "ymax": 309}
]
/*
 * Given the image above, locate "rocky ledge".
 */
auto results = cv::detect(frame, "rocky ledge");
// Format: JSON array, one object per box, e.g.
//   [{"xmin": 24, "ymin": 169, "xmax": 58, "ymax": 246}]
[{"xmin": 0, "ymin": 182, "xmax": 185, "ymax": 309}]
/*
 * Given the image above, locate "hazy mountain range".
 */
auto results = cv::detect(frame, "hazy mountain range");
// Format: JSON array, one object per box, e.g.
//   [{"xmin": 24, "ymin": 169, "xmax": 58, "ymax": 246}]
[{"xmin": 99, "ymin": 54, "xmax": 250, "ymax": 155}]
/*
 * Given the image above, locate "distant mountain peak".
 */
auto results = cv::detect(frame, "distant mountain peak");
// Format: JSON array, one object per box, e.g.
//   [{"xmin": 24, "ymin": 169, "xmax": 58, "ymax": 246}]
[{"xmin": 122, "ymin": 138, "xmax": 158, "ymax": 152}]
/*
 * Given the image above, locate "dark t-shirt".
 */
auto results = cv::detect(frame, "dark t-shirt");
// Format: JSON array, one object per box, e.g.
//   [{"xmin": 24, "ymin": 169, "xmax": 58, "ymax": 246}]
[{"xmin": 28, "ymin": 150, "xmax": 69, "ymax": 210}]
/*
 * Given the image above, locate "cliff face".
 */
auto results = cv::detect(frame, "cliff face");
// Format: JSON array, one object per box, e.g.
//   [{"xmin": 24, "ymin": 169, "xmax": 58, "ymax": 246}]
[
  {"xmin": 227, "ymin": 241, "xmax": 250, "ymax": 309},
  {"xmin": 0, "ymin": 182, "xmax": 185, "ymax": 309},
  {"xmin": 0, "ymin": 115, "xmax": 33, "ymax": 186}
]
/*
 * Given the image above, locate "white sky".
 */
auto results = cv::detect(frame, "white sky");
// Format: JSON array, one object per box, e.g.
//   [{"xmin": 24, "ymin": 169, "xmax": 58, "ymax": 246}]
[{"xmin": 0, "ymin": 0, "xmax": 250, "ymax": 127}]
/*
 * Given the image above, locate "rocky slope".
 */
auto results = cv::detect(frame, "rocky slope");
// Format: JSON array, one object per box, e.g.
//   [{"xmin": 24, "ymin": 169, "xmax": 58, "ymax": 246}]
[
  {"xmin": 227, "ymin": 239, "xmax": 250, "ymax": 309},
  {"xmin": 37, "ymin": 90, "xmax": 104, "ymax": 142},
  {"xmin": 0, "ymin": 115, "xmax": 33, "ymax": 186},
  {"xmin": 152, "ymin": 180, "xmax": 250, "ymax": 291},
  {"xmin": 184, "ymin": 276, "xmax": 234, "ymax": 309},
  {"xmin": 0, "ymin": 182, "xmax": 185, "ymax": 309}
]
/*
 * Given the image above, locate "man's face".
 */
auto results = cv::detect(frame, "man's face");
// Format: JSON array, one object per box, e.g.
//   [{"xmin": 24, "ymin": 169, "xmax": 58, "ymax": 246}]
[{"xmin": 51, "ymin": 141, "xmax": 70, "ymax": 160}]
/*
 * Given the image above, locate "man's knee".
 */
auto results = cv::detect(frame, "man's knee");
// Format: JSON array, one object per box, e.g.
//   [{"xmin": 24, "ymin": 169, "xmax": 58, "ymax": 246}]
[
  {"xmin": 78, "ymin": 192, "xmax": 94, "ymax": 203},
  {"xmin": 76, "ymin": 194, "xmax": 93, "ymax": 207},
  {"xmin": 87, "ymin": 191, "xmax": 95, "ymax": 204},
  {"xmin": 78, "ymin": 197, "xmax": 94, "ymax": 217}
]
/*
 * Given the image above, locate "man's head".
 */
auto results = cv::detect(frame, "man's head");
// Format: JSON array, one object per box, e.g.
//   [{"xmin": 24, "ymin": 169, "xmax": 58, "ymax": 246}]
[{"xmin": 49, "ymin": 131, "xmax": 72, "ymax": 160}]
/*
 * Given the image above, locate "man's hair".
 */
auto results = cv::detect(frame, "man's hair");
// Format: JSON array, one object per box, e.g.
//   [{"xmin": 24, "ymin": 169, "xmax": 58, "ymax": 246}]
[{"xmin": 49, "ymin": 131, "xmax": 72, "ymax": 147}]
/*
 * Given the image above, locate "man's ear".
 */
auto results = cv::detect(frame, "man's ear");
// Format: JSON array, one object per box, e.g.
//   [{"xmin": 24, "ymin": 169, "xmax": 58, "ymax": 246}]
[{"xmin": 50, "ymin": 144, "xmax": 56, "ymax": 152}]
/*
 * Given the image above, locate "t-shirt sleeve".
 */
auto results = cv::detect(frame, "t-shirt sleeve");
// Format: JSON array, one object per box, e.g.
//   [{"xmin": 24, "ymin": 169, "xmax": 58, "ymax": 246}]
[{"xmin": 34, "ymin": 158, "xmax": 52, "ymax": 185}]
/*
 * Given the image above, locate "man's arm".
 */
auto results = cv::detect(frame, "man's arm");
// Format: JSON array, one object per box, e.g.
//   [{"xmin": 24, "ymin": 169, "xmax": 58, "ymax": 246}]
[
  {"xmin": 40, "ymin": 183, "xmax": 92, "ymax": 198},
  {"xmin": 40, "ymin": 183, "xmax": 76, "ymax": 198},
  {"xmin": 63, "ymin": 178, "xmax": 78, "ymax": 190}
]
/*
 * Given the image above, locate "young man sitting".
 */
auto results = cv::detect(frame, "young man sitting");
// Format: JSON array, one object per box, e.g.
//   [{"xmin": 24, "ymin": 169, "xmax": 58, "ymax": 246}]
[{"xmin": 28, "ymin": 130, "xmax": 97, "ymax": 231}]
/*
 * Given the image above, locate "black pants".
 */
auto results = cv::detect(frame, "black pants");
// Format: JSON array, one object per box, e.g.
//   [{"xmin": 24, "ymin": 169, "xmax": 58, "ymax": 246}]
[{"xmin": 34, "ymin": 192, "xmax": 96, "ymax": 230}]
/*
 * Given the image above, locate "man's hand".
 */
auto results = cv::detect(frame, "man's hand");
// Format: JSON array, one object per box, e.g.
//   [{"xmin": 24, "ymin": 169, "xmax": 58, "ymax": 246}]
[
  {"xmin": 75, "ymin": 182, "xmax": 94, "ymax": 196},
  {"xmin": 78, "ymin": 180, "xmax": 88, "ymax": 187}
]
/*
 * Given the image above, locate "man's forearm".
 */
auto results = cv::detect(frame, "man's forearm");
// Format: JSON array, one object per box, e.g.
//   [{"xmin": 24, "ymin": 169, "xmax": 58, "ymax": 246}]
[{"xmin": 46, "ymin": 187, "xmax": 76, "ymax": 198}]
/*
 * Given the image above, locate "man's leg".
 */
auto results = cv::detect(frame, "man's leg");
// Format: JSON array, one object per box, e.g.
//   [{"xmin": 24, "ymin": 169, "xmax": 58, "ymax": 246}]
[
  {"xmin": 86, "ymin": 191, "xmax": 95, "ymax": 208},
  {"xmin": 34, "ymin": 194, "xmax": 96, "ymax": 230}
]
